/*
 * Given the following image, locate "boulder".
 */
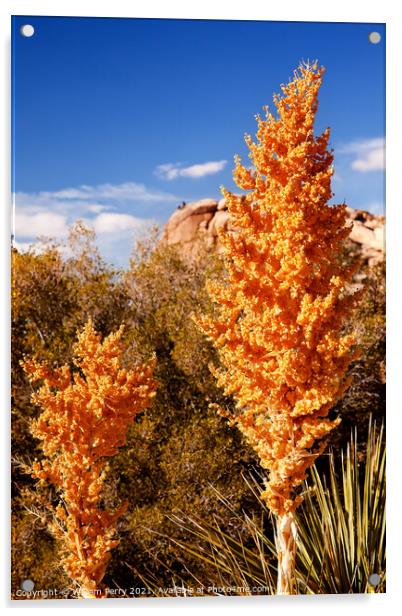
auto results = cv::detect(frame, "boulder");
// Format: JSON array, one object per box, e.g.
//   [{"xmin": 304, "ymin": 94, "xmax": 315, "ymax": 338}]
[
  {"xmin": 161, "ymin": 198, "xmax": 385, "ymax": 266},
  {"xmin": 209, "ymin": 210, "xmax": 230, "ymax": 237},
  {"xmin": 373, "ymin": 226, "xmax": 385, "ymax": 251},
  {"xmin": 164, "ymin": 211, "xmax": 214, "ymax": 245},
  {"xmin": 349, "ymin": 221, "xmax": 377, "ymax": 247},
  {"xmin": 164, "ymin": 199, "xmax": 218, "ymax": 233}
]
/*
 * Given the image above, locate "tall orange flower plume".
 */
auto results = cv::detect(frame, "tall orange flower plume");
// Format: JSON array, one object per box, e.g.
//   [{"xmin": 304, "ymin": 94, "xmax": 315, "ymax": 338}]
[
  {"xmin": 195, "ymin": 62, "xmax": 361, "ymax": 594},
  {"xmin": 21, "ymin": 319, "xmax": 157, "ymax": 598}
]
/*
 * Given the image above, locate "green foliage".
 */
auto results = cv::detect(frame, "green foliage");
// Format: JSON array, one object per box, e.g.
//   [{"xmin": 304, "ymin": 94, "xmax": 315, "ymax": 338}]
[
  {"xmin": 11, "ymin": 221, "xmax": 385, "ymax": 596},
  {"xmin": 104, "ymin": 235, "xmax": 257, "ymax": 589},
  {"xmin": 331, "ymin": 260, "xmax": 385, "ymax": 449},
  {"xmin": 295, "ymin": 418, "xmax": 385, "ymax": 594},
  {"xmin": 11, "ymin": 491, "xmax": 69, "ymax": 599},
  {"xmin": 156, "ymin": 419, "xmax": 385, "ymax": 595}
]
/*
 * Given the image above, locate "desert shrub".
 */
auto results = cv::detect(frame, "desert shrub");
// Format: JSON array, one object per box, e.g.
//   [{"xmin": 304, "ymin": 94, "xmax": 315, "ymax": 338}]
[
  {"xmin": 104, "ymin": 236, "xmax": 258, "ymax": 589},
  {"xmin": 11, "ymin": 489, "xmax": 69, "ymax": 599},
  {"xmin": 330, "ymin": 259, "xmax": 385, "ymax": 449},
  {"xmin": 11, "ymin": 221, "xmax": 385, "ymax": 596}
]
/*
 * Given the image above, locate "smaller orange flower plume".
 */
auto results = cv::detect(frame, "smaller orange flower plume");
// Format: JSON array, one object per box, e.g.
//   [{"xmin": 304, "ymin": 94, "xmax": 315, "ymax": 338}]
[{"xmin": 21, "ymin": 319, "xmax": 157, "ymax": 596}]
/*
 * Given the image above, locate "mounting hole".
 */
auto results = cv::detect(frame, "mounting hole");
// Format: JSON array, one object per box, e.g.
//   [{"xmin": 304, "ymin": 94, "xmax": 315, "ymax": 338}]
[
  {"xmin": 21, "ymin": 579, "xmax": 35, "ymax": 592},
  {"xmin": 368, "ymin": 32, "xmax": 381, "ymax": 44},
  {"xmin": 368, "ymin": 573, "xmax": 381, "ymax": 587},
  {"xmin": 20, "ymin": 24, "xmax": 35, "ymax": 38}
]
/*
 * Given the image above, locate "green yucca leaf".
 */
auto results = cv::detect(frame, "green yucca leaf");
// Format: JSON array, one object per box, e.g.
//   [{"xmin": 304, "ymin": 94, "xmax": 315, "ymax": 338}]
[
  {"xmin": 137, "ymin": 418, "xmax": 385, "ymax": 596},
  {"xmin": 295, "ymin": 417, "xmax": 385, "ymax": 594}
]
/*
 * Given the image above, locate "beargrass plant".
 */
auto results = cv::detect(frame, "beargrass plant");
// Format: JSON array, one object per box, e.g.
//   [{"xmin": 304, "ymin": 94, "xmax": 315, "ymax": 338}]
[
  {"xmin": 149, "ymin": 419, "xmax": 385, "ymax": 596},
  {"xmin": 22, "ymin": 320, "xmax": 157, "ymax": 598},
  {"xmin": 295, "ymin": 418, "xmax": 385, "ymax": 594},
  {"xmin": 194, "ymin": 61, "xmax": 362, "ymax": 594}
]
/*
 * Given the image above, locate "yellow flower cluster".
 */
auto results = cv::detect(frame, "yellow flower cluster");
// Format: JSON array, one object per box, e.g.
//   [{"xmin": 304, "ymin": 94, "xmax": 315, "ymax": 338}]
[
  {"xmin": 196, "ymin": 63, "xmax": 361, "ymax": 517},
  {"xmin": 21, "ymin": 319, "xmax": 157, "ymax": 595}
]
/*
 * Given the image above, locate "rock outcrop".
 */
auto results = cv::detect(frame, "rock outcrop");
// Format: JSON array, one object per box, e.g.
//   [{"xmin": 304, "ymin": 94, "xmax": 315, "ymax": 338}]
[{"xmin": 162, "ymin": 198, "xmax": 385, "ymax": 266}]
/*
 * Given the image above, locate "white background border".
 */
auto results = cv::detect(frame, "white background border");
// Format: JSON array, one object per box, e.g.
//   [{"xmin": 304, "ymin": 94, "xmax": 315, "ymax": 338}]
[{"xmin": 1, "ymin": 1, "xmax": 401, "ymax": 614}]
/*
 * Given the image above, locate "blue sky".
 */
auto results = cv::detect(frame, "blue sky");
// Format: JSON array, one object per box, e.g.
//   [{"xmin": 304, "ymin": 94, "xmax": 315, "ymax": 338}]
[{"xmin": 12, "ymin": 16, "xmax": 385, "ymax": 266}]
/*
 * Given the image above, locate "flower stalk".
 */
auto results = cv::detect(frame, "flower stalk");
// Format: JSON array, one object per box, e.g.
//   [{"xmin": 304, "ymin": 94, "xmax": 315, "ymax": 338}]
[
  {"xmin": 22, "ymin": 319, "xmax": 157, "ymax": 597},
  {"xmin": 195, "ymin": 62, "xmax": 361, "ymax": 594}
]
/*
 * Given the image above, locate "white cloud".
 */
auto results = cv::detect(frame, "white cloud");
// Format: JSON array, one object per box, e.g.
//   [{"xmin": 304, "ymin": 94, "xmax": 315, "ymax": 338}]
[
  {"xmin": 92, "ymin": 212, "xmax": 147, "ymax": 234},
  {"xmin": 13, "ymin": 239, "xmax": 40, "ymax": 253},
  {"xmin": 155, "ymin": 160, "xmax": 227, "ymax": 180},
  {"xmin": 338, "ymin": 137, "xmax": 385, "ymax": 172},
  {"xmin": 51, "ymin": 181, "xmax": 178, "ymax": 203},
  {"xmin": 86, "ymin": 204, "xmax": 111, "ymax": 214},
  {"xmin": 352, "ymin": 148, "xmax": 385, "ymax": 172},
  {"xmin": 12, "ymin": 181, "xmax": 179, "ymax": 241},
  {"xmin": 11, "ymin": 180, "xmax": 182, "ymax": 267},
  {"xmin": 15, "ymin": 211, "xmax": 68, "ymax": 238},
  {"xmin": 12, "ymin": 177, "xmax": 234, "ymax": 266}
]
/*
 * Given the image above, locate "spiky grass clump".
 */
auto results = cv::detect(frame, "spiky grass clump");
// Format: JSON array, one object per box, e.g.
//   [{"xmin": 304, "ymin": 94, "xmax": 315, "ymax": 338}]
[
  {"xmin": 150, "ymin": 419, "xmax": 385, "ymax": 596},
  {"xmin": 296, "ymin": 419, "xmax": 385, "ymax": 594}
]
